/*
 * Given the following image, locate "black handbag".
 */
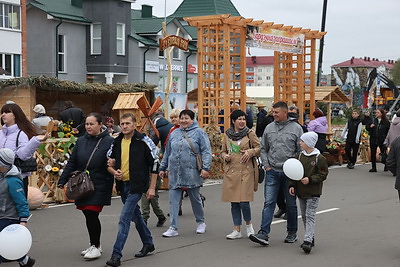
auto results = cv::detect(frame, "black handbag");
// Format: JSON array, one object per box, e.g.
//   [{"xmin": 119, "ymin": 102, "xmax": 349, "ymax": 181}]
[
  {"xmin": 247, "ymin": 133, "xmax": 265, "ymax": 183},
  {"xmin": 65, "ymin": 138, "xmax": 102, "ymax": 201},
  {"xmin": 14, "ymin": 130, "xmax": 37, "ymax": 172}
]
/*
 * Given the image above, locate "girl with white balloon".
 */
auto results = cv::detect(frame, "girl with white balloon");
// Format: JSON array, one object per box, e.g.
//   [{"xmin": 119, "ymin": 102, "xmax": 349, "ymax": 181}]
[
  {"xmin": 287, "ymin": 132, "xmax": 328, "ymax": 254},
  {"xmin": 0, "ymin": 148, "xmax": 34, "ymax": 266}
]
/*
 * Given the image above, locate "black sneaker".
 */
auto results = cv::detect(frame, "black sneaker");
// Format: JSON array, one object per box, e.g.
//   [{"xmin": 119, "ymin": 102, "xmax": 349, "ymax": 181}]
[
  {"xmin": 249, "ymin": 231, "xmax": 269, "ymax": 246},
  {"xmin": 348, "ymin": 163, "xmax": 354, "ymax": 169},
  {"xmin": 284, "ymin": 231, "xmax": 297, "ymax": 243},
  {"xmin": 273, "ymin": 209, "xmax": 286, "ymax": 218},
  {"xmin": 301, "ymin": 241, "xmax": 312, "ymax": 253},
  {"xmin": 106, "ymin": 256, "xmax": 121, "ymax": 267},
  {"xmin": 156, "ymin": 216, "xmax": 166, "ymax": 227},
  {"xmin": 369, "ymin": 168, "xmax": 377, "ymax": 172},
  {"xmin": 20, "ymin": 257, "xmax": 35, "ymax": 267}
]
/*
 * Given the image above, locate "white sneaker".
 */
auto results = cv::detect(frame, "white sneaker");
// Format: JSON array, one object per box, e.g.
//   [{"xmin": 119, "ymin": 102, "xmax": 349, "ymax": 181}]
[
  {"xmin": 226, "ymin": 230, "xmax": 242, "ymax": 239},
  {"xmin": 163, "ymin": 227, "xmax": 179, "ymax": 237},
  {"xmin": 196, "ymin": 223, "xmax": 206, "ymax": 234},
  {"xmin": 246, "ymin": 224, "xmax": 255, "ymax": 237},
  {"xmin": 83, "ymin": 245, "xmax": 102, "ymax": 260},
  {"xmin": 81, "ymin": 245, "xmax": 102, "ymax": 256}
]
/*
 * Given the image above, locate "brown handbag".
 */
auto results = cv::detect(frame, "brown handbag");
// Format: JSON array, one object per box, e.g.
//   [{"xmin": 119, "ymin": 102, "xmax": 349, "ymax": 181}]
[{"xmin": 65, "ymin": 138, "xmax": 102, "ymax": 200}]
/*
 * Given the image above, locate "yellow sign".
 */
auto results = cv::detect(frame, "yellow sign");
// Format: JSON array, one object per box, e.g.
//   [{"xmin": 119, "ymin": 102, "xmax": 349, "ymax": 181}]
[{"xmin": 159, "ymin": 35, "xmax": 189, "ymax": 51}]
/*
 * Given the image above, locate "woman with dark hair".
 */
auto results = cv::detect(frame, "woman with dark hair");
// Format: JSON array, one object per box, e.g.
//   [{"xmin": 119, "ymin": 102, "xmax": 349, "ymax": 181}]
[
  {"xmin": 366, "ymin": 109, "xmax": 390, "ymax": 172},
  {"xmin": 307, "ymin": 109, "xmax": 328, "ymax": 153},
  {"xmin": 159, "ymin": 109, "xmax": 212, "ymax": 237},
  {"xmin": 0, "ymin": 103, "xmax": 50, "ymax": 195},
  {"xmin": 221, "ymin": 109, "xmax": 260, "ymax": 239},
  {"xmin": 58, "ymin": 113, "xmax": 114, "ymax": 260}
]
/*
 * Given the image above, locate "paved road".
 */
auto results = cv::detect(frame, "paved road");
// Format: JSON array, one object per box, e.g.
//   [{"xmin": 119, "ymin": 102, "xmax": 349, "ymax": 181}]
[{"xmin": 4, "ymin": 163, "xmax": 400, "ymax": 267}]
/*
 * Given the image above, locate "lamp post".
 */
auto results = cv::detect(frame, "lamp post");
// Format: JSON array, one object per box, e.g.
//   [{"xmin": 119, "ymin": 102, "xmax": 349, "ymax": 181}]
[{"xmin": 317, "ymin": 0, "xmax": 328, "ymax": 86}]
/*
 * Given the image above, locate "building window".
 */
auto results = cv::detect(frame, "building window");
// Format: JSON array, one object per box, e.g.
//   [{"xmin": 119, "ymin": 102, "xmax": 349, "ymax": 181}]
[
  {"xmin": 91, "ymin": 23, "xmax": 101, "ymax": 55},
  {"xmin": 258, "ymin": 68, "xmax": 263, "ymax": 73},
  {"xmin": 266, "ymin": 76, "xmax": 271, "ymax": 80},
  {"xmin": 246, "ymin": 67, "xmax": 254, "ymax": 72},
  {"xmin": 116, "ymin": 23, "xmax": 125, "ymax": 55},
  {"xmin": 172, "ymin": 48, "xmax": 180, "ymax": 60},
  {"xmin": 257, "ymin": 83, "xmax": 262, "ymax": 86},
  {"xmin": 266, "ymin": 68, "xmax": 271, "ymax": 73},
  {"xmin": 257, "ymin": 76, "xmax": 263, "ymax": 80},
  {"xmin": 159, "ymin": 49, "xmax": 164, "ymax": 58},
  {"xmin": 0, "ymin": 3, "xmax": 20, "ymax": 30},
  {"xmin": 0, "ymin": 53, "xmax": 20, "ymax": 77},
  {"xmin": 58, "ymin": 35, "xmax": 66, "ymax": 72},
  {"xmin": 246, "ymin": 75, "xmax": 254, "ymax": 80}
]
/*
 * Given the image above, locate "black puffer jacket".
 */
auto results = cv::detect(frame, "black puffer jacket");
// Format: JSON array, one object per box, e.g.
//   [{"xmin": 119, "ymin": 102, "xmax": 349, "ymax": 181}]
[
  {"xmin": 366, "ymin": 118, "xmax": 390, "ymax": 146},
  {"xmin": 109, "ymin": 130, "xmax": 157, "ymax": 194},
  {"xmin": 58, "ymin": 130, "xmax": 114, "ymax": 206}
]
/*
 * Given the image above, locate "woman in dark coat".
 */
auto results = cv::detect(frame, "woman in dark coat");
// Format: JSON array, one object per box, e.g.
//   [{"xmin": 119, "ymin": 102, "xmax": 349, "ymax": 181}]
[
  {"xmin": 58, "ymin": 113, "xmax": 114, "ymax": 261},
  {"xmin": 366, "ymin": 109, "xmax": 390, "ymax": 172}
]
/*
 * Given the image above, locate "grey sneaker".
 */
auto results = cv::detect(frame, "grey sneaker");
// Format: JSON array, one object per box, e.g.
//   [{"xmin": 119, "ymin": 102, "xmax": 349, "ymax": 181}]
[
  {"xmin": 249, "ymin": 231, "xmax": 269, "ymax": 246},
  {"xmin": 284, "ymin": 231, "xmax": 298, "ymax": 243}
]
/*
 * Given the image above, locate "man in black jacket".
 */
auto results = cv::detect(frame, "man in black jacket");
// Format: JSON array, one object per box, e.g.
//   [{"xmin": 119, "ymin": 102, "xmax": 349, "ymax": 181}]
[
  {"xmin": 106, "ymin": 113, "xmax": 158, "ymax": 267},
  {"xmin": 58, "ymin": 100, "xmax": 86, "ymax": 136}
]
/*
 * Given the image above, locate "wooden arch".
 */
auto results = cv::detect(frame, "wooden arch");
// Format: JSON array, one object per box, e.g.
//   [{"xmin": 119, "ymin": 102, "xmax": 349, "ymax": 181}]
[{"xmin": 185, "ymin": 14, "xmax": 326, "ymax": 129}]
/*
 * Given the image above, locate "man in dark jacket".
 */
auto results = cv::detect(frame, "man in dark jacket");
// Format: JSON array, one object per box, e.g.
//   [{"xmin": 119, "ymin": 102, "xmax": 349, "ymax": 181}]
[
  {"xmin": 341, "ymin": 110, "xmax": 362, "ymax": 169},
  {"xmin": 59, "ymin": 100, "xmax": 86, "ymax": 136},
  {"xmin": 386, "ymin": 135, "xmax": 400, "ymax": 200},
  {"xmin": 106, "ymin": 113, "xmax": 158, "ymax": 267},
  {"xmin": 140, "ymin": 117, "xmax": 173, "ymax": 227}
]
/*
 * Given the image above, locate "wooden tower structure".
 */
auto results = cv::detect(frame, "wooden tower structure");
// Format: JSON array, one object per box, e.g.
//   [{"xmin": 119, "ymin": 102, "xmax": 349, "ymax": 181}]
[{"xmin": 185, "ymin": 14, "xmax": 326, "ymax": 128}]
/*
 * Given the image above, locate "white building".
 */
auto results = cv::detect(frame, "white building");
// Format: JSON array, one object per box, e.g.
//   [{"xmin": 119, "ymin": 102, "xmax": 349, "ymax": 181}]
[{"xmin": 0, "ymin": 0, "xmax": 22, "ymax": 80}]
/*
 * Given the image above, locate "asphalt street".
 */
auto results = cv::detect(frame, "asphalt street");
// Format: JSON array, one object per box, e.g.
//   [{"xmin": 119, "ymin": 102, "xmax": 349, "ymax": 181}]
[{"xmin": 3, "ymin": 162, "xmax": 400, "ymax": 267}]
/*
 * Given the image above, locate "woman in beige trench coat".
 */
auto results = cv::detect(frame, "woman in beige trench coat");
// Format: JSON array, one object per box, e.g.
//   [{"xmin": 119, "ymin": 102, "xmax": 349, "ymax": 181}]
[{"xmin": 221, "ymin": 109, "xmax": 260, "ymax": 240}]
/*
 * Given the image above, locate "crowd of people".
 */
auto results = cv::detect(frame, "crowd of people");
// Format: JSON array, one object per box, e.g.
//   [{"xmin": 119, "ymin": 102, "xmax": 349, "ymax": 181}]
[{"xmin": 3, "ymin": 99, "xmax": 400, "ymax": 266}]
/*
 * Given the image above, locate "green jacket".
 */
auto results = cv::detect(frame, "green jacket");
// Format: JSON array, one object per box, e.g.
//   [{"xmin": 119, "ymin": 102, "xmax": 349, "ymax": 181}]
[{"xmin": 289, "ymin": 152, "xmax": 328, "ymax": 198}]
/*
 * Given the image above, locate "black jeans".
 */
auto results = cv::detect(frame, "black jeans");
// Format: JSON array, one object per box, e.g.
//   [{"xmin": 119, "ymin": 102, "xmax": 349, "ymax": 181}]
[
  {"xmin": 370, "ymin": 143, "xmax": 386, "ymax": 169},
  {"xmin": 345, "ymin": 141, "xmax": 360, "ymax": 165}
]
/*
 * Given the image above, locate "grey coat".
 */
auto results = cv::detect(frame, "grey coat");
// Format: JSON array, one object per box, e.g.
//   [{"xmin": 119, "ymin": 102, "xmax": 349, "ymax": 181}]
[
  {"xmin": 260, "ymin": 118, "xmax": 303, "ymax": 171},
  {"xmin": 386, "ymin": 136, "xmax": 400, "ymax": 190}
]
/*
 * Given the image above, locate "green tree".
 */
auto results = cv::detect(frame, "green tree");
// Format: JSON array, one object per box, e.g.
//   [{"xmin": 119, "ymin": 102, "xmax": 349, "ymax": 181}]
[{"xmin": 393, "ymin": 59, "xmax": 400, "ymax": 85}]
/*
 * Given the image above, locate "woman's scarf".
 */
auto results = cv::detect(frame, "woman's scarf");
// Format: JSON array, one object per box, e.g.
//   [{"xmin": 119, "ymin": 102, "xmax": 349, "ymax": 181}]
[{"xmin": 225, "ymin": 126, "xmax": 249, "ymax": 141}]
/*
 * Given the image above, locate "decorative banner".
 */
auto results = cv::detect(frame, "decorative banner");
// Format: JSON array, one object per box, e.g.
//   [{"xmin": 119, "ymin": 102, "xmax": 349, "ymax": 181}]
[
  {"xmin": 159, "ymin": 35, "xmax": 189, "ymax": 51},
  {"xmin": 245, "ymin": 26, "xmax": 305, "ymax": 54},
  {"xmin": 154, "ymin": 92, "xmax": 188, "ymax": 115}
]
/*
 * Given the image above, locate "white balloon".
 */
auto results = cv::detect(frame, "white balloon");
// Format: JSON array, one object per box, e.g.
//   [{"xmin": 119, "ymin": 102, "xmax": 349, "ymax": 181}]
[
  {"xmin": 0, "ymin": 224, "xmax": 32, "ymax": 260},
  {"xmin": 283, "ymin": 158, "xmax": 304, "ymax": 181}
]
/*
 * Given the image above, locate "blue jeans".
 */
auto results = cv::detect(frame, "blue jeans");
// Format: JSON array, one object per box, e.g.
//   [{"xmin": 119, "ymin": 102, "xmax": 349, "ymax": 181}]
[
  {"xmin": 112, "ymin": 182, "xmax": 153, "ymax": 259},
  {"xmin": 231, "ymin": 202, "xmax": 251, "ymax": 226},
  {"xmin": 260, "ymin": 169, "xmax": 297, "ymax": 236},
  {"xmin": 169, "ymin": 187, "xmax": 204, "ymax": 229}
]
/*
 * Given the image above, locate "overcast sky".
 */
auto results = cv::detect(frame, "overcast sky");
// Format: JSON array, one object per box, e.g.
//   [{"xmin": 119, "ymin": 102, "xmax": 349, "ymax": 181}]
[{"xmin": 132, "ymin": 0, "xmax": 400, "ymax": 74}]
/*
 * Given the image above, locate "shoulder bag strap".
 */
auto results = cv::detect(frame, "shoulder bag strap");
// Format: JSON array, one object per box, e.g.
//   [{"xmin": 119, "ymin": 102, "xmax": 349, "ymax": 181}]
[
  {"xmin": 85, "ymin": 138, "xmax": 103, "ymax": 170},
  {"xmin": 247, "ymin": 133, "xmax": 257, "ymax": 169},
  {"xmin": 182, "ymin": 130, "xmax": 197, "ymax": 154},
  {"xmin": 16, "ymin": 130, "xmax": 22, "ymax": 147}
]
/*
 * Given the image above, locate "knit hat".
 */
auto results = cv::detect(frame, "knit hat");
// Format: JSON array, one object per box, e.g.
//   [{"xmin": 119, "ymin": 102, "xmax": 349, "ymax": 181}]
[
  {"xmin": 33, "ymin": 104, "xmax": 46, "ymax": 114},
  {"xmin": 0, "ymin": 148, "xmax": 15, "ymax": 168},
  {"xmin": 300, "ymin": 132, "xmax": 318, "ymax": 149}
]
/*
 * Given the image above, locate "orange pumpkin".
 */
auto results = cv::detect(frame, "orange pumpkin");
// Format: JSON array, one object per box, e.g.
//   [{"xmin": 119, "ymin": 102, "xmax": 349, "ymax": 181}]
[{"xmin": 27, "ymin": 187, "xmax": 44, "ymax": 210}]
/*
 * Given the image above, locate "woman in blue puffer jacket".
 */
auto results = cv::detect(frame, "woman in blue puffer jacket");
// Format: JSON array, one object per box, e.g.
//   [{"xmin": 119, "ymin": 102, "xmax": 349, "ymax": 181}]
[
  {"xmin": 159, "ymin": 109, "xmax": 212, "ymax": 237},
  {"xmin": 0, "ymin": 103, "xmax": 49, "ymax": 195}
]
